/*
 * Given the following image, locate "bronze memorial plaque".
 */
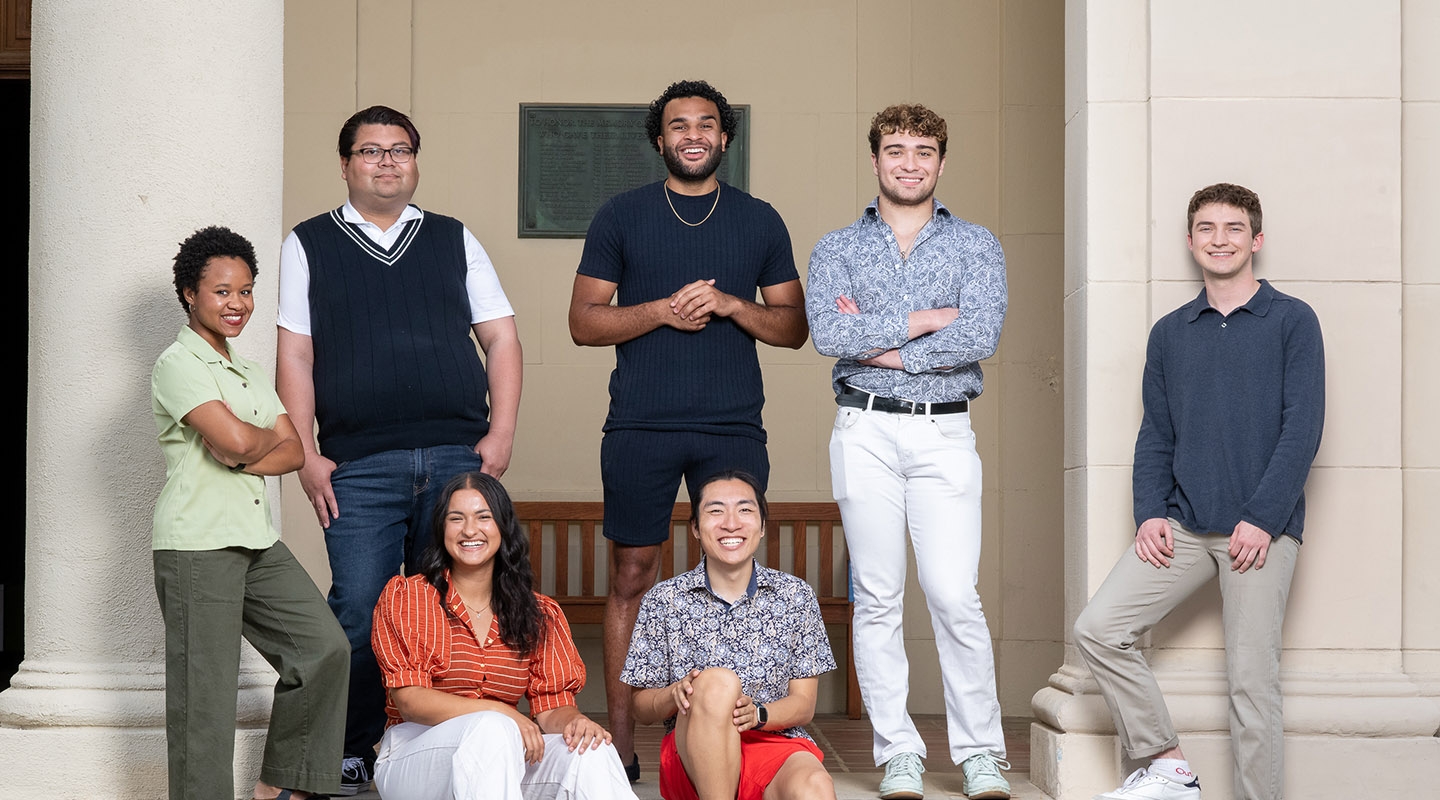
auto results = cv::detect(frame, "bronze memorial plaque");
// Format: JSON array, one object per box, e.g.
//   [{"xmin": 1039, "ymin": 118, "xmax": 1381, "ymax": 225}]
[{"xmin": 518, "ymin": 103, "xmax": 750, "ymax": 238}]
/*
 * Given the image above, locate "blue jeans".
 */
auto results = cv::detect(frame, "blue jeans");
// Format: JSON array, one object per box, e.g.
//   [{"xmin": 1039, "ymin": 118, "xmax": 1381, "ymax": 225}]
[{"xmin": 324, "ymin": 444, "xmax": 483, "ymax": 761}]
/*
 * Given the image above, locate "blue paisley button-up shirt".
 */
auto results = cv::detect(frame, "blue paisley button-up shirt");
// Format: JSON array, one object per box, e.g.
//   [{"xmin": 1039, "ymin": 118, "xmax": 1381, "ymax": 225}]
[
  {"xmin": 620, "ymin": 558, "xmax": 837, "ymax": 740},
  {"xmin": 806, "ymin": 198, "xmax": 1007, "ymax": 403}
]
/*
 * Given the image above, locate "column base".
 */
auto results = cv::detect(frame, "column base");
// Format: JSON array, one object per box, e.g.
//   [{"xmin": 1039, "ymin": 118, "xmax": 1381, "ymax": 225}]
[
  {"xmin": 1029, "ymin": 665, "xmax": 1440, "ymax": 800},
  {"xmin": 0, "ymin": 658, "xmax": 278, "ymax": 799},
  {"xmin": 0, "ymin": 726, "xmax": 271, "ymax": 799},
  {"xmin": 1030, "ymin": 724, "xmax": 1440, "ymax": 800}
]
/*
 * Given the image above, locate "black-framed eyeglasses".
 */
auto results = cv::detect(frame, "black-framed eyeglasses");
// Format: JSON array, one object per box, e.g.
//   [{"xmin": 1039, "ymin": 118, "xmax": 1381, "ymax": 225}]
[{"xmin": 351, "ymin": 146, "xmax": 415, "ymax": 164}]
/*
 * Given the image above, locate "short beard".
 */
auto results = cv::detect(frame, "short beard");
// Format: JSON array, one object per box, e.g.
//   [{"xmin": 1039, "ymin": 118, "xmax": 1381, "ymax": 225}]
[
  {"xmin": 662, "ymin": 143, "xmax": 724, "ymax": 184},
  {"xmin": 877, "ymin": 179, "xmax": 935, "ymax": 209}
]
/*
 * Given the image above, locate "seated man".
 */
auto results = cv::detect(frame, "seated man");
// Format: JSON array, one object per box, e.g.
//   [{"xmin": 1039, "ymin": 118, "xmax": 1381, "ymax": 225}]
[{"xmin": 621, "ymin": 470, "xmax": 838, "ymax": 800}]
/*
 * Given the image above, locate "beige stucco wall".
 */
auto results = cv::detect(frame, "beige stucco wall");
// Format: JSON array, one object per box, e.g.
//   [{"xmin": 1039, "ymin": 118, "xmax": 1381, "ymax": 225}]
[{"xmin": 278, "ymin": 0, "xmax": 1065, "ymax": 717}]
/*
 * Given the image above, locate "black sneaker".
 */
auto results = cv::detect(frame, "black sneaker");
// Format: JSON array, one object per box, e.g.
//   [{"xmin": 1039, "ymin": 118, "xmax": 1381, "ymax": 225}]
[
  {"xmin": 338, "ymin": 755, "xmax": 372, "ymax": 796},
  {"xmin": 625, "ymin": 753, "xmax": 640, "ymax": 783}
]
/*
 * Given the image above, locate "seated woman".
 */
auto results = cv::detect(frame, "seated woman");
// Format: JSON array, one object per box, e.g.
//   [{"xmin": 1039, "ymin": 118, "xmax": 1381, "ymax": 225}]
[
  {"xmin": 151, "ymin": 226, "xmax": 349, "ymax": 800},
  {"xmin": 371, "ymin": 471, "xmax": 638, "ymax": 800}
]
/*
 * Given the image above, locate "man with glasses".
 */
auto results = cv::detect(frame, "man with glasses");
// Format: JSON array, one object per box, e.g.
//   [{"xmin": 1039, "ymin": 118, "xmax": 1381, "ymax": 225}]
[{"xmin": 276, "ymin": 105, "xmax": 522, "ymax": 795}]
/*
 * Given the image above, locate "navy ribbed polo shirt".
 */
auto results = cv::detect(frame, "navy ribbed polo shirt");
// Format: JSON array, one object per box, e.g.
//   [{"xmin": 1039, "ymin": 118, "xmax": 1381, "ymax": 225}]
[
  {"xmin": 577, "ymin": 181, "xmax": 798, "ymax": 440},
  {"xmin": 1132, "ymin": 280, "xmax": 1325, "ymax": 541}
]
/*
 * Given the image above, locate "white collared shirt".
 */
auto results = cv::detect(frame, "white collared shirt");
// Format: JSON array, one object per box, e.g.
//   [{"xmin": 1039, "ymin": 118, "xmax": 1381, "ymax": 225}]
[{"xmin": 277, "ymin": 201, "xmax": 513, "ymax": 336}]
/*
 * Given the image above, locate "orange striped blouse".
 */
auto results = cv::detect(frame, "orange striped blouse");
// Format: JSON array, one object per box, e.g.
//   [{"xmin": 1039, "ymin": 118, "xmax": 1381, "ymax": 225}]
[{"xmin": 371, "ymin": 573, "xmax": 586, "ymax": 727}]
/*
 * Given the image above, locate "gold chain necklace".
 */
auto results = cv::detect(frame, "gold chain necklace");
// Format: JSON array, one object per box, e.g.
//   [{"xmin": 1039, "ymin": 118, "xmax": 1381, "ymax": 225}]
[{"xmin": 664, "ymin": 181, "xmax": 720, "ymax": 227}]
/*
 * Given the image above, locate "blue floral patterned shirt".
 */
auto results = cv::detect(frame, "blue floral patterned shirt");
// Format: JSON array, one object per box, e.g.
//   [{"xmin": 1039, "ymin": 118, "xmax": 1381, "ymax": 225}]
[
  {"xmin": 620, "ymin": 558, "xmax": 837, "ymax": 739},
  {"xmin": 806, "ymin": 198, "xmax": 1007, "ymax": 402}
]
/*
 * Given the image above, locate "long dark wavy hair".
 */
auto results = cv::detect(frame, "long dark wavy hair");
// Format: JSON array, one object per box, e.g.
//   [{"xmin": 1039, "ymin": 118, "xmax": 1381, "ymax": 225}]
[{"xmin": 416, "ymin": 472, "xmax": 542, "ymax": 656}]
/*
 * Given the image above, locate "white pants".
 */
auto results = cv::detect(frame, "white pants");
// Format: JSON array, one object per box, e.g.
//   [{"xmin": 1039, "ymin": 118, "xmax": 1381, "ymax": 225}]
[
  {"xmin": 829, "ymin": 406, "xmax": 1005, "ymax": 766},
  {"xmin": 374, "ymin": 711, "xmax": 638, "ymax": 800}
]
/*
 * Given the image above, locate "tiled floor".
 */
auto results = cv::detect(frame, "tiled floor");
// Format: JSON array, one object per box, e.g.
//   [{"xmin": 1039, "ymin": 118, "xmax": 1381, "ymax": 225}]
[{"xmin": 351, "ymin": 715, "xmax": 1046, "ymax": 799}]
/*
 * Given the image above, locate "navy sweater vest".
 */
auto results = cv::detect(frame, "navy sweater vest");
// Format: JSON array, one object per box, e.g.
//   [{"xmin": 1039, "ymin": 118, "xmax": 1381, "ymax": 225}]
[{"xmin": 295, "ymin": 207, "xmax": 490, "ymax": 463}]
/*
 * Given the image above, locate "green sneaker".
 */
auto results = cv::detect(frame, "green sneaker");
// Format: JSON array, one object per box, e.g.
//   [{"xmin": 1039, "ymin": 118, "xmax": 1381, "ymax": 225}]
[
  {"xmin": 878, "ymin": 751, "xmax": 925, "ymax": 799},
  {"xmin": 961, "ymin": 753, "xmax": 1011, "ymax": 799}
]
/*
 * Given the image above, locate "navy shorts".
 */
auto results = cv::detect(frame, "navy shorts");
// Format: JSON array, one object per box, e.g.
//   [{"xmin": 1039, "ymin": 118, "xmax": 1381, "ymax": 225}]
[{"xmin": 600, "ymin": 429, "xmax": 770, "ymax": 546}]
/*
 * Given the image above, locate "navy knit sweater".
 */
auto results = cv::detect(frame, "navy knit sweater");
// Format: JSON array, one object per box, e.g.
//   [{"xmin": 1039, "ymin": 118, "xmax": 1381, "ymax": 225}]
[
  {"xmin": 1133, "ymin": 280, "xmax": 1325, "ymax": 541},
  {"xmin": 577, "ymin": 181, "xmax": 798, "ymax": 440},
  {"xmin": 295, "ymin": 207, "xmax": 490, "ymax": 463}
]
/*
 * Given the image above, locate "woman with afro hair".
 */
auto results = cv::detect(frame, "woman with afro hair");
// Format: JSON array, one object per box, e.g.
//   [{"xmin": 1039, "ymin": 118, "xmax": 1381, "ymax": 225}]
[{"xmin": 151, "ymin": 225, "xmax": 349, "ymax": 799}]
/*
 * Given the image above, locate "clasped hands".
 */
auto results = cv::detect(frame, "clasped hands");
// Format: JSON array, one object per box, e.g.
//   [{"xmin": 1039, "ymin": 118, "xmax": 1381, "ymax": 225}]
[{"xmin": 664, "ymin": 279, "xmax": 736, "ymax": 331}]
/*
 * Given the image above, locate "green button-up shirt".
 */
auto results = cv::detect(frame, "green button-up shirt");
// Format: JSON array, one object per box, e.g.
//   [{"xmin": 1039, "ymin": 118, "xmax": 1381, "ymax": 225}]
[{"xmin": 151, "ymin": 326, "xmax": 284, "ymax": 550}]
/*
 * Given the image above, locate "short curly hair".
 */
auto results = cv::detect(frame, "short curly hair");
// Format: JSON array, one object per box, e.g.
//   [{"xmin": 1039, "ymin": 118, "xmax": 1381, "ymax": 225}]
[
  {"xmin": 1187, "ymin": 183, "xmax": 1262, "ymax": 235},
  {"xmin": 868, "ymin": 104, "xmax": 948, "ymax": 158},
  {"xmin": 645, "ymin": 80, "xmax": 739, "ymax": 153},
  {"xmin": 172, "ymin": 226, "xmax": 259, "ymax": 313}
]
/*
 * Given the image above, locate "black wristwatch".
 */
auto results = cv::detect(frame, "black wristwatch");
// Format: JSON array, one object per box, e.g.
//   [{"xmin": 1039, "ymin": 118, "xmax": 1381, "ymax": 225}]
[{"xmin": 754, "ymin": 702, "xmax": 768, "ymax": 729}]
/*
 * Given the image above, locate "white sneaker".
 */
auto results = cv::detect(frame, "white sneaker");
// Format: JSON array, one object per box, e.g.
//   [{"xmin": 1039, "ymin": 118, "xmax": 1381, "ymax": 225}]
[
  {"xmin": 878, "ymin": 751, "xmax": 925, "ymax": 799},
  {"xmin": 1093, "ymin": 768, "xmax": 1201, "ymax": 800}
]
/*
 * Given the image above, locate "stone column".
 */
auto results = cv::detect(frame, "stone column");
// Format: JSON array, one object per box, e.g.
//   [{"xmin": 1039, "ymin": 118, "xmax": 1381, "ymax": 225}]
[
  {"xmin": 1031, "ymin": 2, "xmax": 1440, "ymax": 799},
  {"xmin": 0, "ymin": 2, "xmax": 285, "ymax": 797},
  {"xmin": 1401, "ymin": 0, "xmax": 1440, "ymax": 702}
]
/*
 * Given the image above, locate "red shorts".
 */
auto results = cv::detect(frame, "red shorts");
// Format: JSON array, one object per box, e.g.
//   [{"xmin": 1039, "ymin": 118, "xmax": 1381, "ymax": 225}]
[{"xmin": 659, "ymin": 728, "xmax": 825, "ymax": 800}]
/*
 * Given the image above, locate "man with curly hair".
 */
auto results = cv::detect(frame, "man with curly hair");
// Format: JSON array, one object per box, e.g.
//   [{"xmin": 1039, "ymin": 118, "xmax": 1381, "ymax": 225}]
[
  {"xmin": 568, "ymin": 79, "xmax": 808, "ymax": 778},
  {"xmin": 806, "ymin": 104, "xmax": 1010, "ymax": 800},
  {"xmin": 1073, "ymin": 183, "xmax": 1324, "ymax": 800},
  {"xmin": 276, "ymin": 105, "xmax": 522, "ymax": 795}
]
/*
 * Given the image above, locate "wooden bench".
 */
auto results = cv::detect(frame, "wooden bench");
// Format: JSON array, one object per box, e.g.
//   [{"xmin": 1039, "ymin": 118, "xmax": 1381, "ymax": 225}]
[{"xmin": 515, "ymin": 501, "xmax": 862, "ymax": 719}]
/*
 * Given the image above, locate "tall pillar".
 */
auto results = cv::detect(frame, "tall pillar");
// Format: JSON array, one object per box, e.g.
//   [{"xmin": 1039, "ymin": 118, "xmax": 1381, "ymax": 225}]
[
  {"xmin": 1401, "ymin": 0, "xmax": 1440, "ymax": 701},
  {"xmin": 1032, "ymin": 2, "xmax": 1440, "ymax": 799},
  {"xmin": 0, "ymin": 2, "xmax": 285, "ymax": 797}
]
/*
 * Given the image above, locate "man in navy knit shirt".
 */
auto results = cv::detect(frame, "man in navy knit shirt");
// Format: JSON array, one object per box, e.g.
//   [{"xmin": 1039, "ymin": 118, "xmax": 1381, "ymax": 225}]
[
  {"xmin": 568, "ymin": 79, "xmax": 808, "ymax": 779},
  {"xmin": 276, "ymin": 105, "xmax": 522, "ymax": 795},
  {"xmin": 1074, "ymin": 184, "xmax": 1324, "ymax": 800}
]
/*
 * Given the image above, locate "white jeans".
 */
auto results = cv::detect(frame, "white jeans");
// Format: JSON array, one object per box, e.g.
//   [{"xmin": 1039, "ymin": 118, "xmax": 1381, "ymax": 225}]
[
  {"xmin": 829, "ymin": 406, "xmax": 1005, "ymax": 766},
  {"xmin": 374, "ymin": 711, "xmax": 638, "ymax": 800}
]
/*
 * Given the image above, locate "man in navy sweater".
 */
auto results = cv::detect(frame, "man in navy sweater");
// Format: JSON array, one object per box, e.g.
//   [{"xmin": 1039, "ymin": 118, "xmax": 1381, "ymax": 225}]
[
  {"xmin": 1073, "ymin": 183, "xmax": 1325, "ymax": 800},
  {"xmin": 568, "ymin": 79, "xmax": 807, "ymax": 779},
  {"xmin": 276, "ymin": 105, "xmax": 522, "ymax": 795}
]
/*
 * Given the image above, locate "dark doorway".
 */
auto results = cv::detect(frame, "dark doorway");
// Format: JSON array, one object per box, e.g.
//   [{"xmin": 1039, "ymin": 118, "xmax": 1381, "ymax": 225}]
[{"xmin": 2, "ymin": 74, "xmax": 28, "ymax": 689}]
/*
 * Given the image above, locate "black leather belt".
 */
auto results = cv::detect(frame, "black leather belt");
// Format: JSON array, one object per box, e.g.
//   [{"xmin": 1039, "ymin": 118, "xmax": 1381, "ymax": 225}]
[{"xmin": 837, "ymin": 385, "xmax": 969, "ymax": 415}]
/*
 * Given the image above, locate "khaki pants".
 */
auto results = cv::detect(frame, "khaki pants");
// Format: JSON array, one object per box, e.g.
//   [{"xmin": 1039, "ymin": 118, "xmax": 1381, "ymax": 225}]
[
  {"xmin": 1073, "ymin": 519, "xmax": 1299, "ymax": 800},
  {"xmin": 154, "ymin": 542, "xmax": 350, "ymax": 800}
]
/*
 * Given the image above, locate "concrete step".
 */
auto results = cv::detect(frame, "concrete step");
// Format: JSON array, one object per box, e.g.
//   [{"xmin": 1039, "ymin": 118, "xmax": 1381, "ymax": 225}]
[{"xmin": 349, "ymin": 771, "xmax": 1051, "ymax": 799}]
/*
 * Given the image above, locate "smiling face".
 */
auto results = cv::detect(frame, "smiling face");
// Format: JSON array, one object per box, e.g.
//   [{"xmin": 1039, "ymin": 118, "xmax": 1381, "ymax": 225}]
[
  {"xmin": 340, "ymin": 123, "xmax": 419, "ymax": 212},
  {"xmin": 443, "ymin": 487, "xmax": 501, "ymax": 575},
  {"xmin": 184, "ymin": 256, "xmax": 254, "ymax": 356},
  {"xmin": 691, "ymin": 478, "xmax": 766, "ymax": 567},
  {"xmin": 657, "ymin": 96, "xmax": 727, "ymax": 186},
  {"xmin": 1188, "ymin": 202, "xmax": 1264, "ymax": 281},
  {"xmin": 872, "ymin": 131, "xmax": 944, "ymax": 208}
]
